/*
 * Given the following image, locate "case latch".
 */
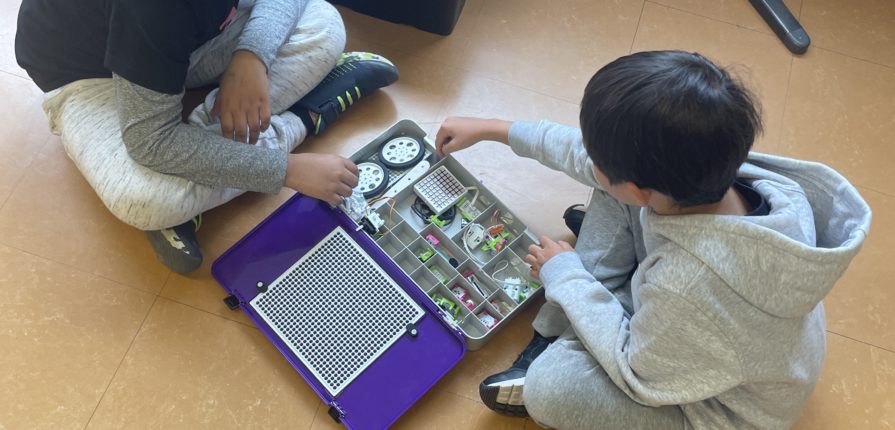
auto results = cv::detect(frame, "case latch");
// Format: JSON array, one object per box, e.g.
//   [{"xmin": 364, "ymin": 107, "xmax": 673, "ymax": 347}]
[
  {"xmin": 222, "ymin": 295, "xmax": 240, "ymax": 311},
  {"xmin": 328, "ymin": 403, "xmax": 345, "ymax": 423}
]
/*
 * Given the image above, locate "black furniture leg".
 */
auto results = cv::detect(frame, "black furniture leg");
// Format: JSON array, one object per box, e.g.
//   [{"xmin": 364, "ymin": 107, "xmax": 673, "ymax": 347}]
[{"xmin": 749, "ymin": 0, "xmax": 810, "ymax": 54}]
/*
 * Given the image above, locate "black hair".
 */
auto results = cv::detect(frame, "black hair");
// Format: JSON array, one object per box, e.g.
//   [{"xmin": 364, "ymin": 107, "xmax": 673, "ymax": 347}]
[{"xmin": 580, "ymin": 51, "xmax": 762, "ymax": 207}]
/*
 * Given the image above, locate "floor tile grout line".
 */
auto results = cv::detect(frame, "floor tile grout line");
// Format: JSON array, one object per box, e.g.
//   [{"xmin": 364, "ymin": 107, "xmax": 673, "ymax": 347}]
[
  {"xmin": 827, "ymin": 329, "xmax": 895, "ymax": 355},
  {"xmin": 157, "ymin": 295, "xmax": 260, "ymax": 330},
  {"xmin": 0, "ymin": 68, "xmax": 31, "ymax": 82},
  {"xmin": 82, "ymin": 294, "xmax": 161, "ymax": 430},
  {"xmin": 308, "ymin": 401, "xmax": 324, "ymax": 429},
  {"xmin": 644, "ymin": 1, "xmax": 785, "ymax": 39},
  {"xmin": 629, "ymin": 1, "xmax": 648, "ymax": 53},
  {"xmin": 776, "ymin": 52, "xmax": 797, "ymax": 155},
  {"xmin": 0, "ymin": 134, "xmax": 54, "ymax": 217},
  {"xmin": 0, "ymin": 240, "xmax": 165, "ymax": 296},
  {"xmin": 811, "ymin": 45, "xmax": 895, "ymax": 73},
  {"xmin": 643, "ymin": 0, "xmax": 895, "ymax": 73},
  {"xmin": 855, "ymin": 184, "xmax": 895, "ymax": 199}
]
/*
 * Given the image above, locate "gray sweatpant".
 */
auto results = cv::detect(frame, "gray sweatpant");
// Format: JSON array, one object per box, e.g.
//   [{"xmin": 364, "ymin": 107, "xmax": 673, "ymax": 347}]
[
  {"xmin": 525, "ymin": 187, "xmax": 686, "ymax": 430},
  {"xmin": 41, "ymin": 0, "xmax": 345, "ymax": 231}
]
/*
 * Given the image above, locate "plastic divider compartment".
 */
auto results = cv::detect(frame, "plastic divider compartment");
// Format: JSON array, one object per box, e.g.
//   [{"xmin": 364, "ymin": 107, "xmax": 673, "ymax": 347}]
[
  {"xmin": 423, "ymin": 254, "xmax": 458, "ymax": 286},
  {"xmin": 471, "ymin": 300, "xmax": 504, "ymax": 331},
  {"xmin": 410, "ymin": 266, "xmax": 441, "ymax": 292},
  {"xmin": 390, "ymin": 176, "xmax": 464, "ymax": 237},
  {"xmin": 426, "ymin": 284, "xmax": 488, "ymax": 340},
  {"xmin": 445, "ymin": 274, "xmax": 485, "ymax": 311},
  {"xmin": 420, "ymin": 224, "xmax": 467, "ymax": 269},
  {"xmin": 439, "ymin": 156, "xmax": 497, "ymax": 225},
  {"xmin": 486, "ymin": 288, "xmax": 518, "ymax": 317},
  {"xmin": 391, "ymin": 220, "xmax": 420, "ymax": 246},
  {"xmin": 456, "ymin": 261, "xmax": 500, "ymax": 299},
  {"xmin": 374, "ymin": 203, "xmax": 405, "ymax": 230},
  {"xmin": 375, "ymin": 231, "xmax": 405, "ymax": 258},
  {"xmin": 453, "ymin": 200, "xmax": 527, "ymax": 266},
  {"xmin": 509, "ymin": 232, "xmax": 538, "ymax": 261},
  {"xmin": 393, "ymin": 248, "xmax": 423, "ymax": 275},
  {"xmin": 482, "ymin": 249, "xmax": 539, "ymax": 304}
]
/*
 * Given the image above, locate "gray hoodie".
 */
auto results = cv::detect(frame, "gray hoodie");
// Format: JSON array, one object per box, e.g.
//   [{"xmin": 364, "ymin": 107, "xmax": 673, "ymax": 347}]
[{"xmin": 509, "ymin": 120, "xmax": 872, "ymax": 429}]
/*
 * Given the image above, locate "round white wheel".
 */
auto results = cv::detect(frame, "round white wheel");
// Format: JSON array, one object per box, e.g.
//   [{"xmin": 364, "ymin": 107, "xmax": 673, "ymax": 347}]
[
  {"xmin": 357, "ymin": 160, "xmax": 390, "ymax": 198},
  {"xmin": 379, "ymin": 136, "xmax": 425, "ymax": 169}
]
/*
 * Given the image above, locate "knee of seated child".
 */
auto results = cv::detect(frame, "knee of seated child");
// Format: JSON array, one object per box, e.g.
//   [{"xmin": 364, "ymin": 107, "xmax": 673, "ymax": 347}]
[
  {"xmin": 523, "ymin": 350, "xmax": 566, "ymax": 424},
  {"xmin": 102, "ymin": 187, "xmax": 195, "ymax": 231}
]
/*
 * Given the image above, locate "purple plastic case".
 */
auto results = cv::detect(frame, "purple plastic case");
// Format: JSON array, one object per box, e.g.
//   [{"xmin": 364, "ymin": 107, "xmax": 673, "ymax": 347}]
[{"xmin": 212, "ymin": 194, "xmax": 466, "ymax": 429}]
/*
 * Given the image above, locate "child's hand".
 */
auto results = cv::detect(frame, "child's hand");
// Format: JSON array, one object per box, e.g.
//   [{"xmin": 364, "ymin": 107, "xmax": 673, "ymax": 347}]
[
  {"xmin": 524, "ymin": 236, "xmax": 574, "ymax": 280},
  {"xmin": 284, "ymin": 154, "xmax": 359, "ymax": 205},
  {"xmin": 435, "ymin": 117, "xmax": 512, "ymax": 156},
  {"xmin": 213, "ymin": 50, "xmax": 271, "ymax": 145}
]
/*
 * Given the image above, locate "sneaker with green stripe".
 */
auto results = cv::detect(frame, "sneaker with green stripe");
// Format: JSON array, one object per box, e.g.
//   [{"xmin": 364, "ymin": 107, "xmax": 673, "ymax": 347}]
[{"xmin": 290, "ymin": 52, "xmax": 399, "ymax": 135}]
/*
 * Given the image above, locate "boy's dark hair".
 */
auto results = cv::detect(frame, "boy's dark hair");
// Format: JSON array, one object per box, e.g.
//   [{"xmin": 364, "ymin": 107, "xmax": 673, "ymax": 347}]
[{"xmin": 580, "ymin": 51, "xmax": 762, "ymax": 207}]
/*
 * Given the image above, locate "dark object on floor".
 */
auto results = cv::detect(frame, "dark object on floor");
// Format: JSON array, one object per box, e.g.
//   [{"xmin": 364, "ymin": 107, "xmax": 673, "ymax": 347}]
[
  {"xmin": 329, "ymin": 0, "xmax": 466, "ymax": 35},
  {"xmin": 146, "ymin": 215, "xmax": 203, "ymax": 274},
  {"xmin": 479, "ymin": 332, "xmax": 557, "ymax": 417},
  {"xmin": 563, "ymin": 204, "xmax": 585, "ymax": 238},
  {"xmin": 749, "ymin": 0, "xmax": 810, "ymax": 54}
]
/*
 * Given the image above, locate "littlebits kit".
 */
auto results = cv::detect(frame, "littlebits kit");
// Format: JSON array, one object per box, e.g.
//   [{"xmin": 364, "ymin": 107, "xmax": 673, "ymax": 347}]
[{"xmin": 213, "ymin": 120, "xmax": 543, "ymax": 429}]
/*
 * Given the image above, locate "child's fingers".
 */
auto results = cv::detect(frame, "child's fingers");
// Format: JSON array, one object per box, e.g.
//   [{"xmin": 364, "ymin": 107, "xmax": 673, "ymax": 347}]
[
  {"xmin": 343, "ymin": 158, "xmax": 359, "ymax": 175},
  {"xmin": 260, "ymin": 103, "xmax": 271, "ymax": 132},
  {"xmin": 234, "ymin": 113, "xmax": 248, "ymax": 144},
  {"xmin": 434, "ymin": 126, "xmax": 450, "ymax": 156},
  {"xmin": 524, "ymin": 253, "xmax": 538, "ymax": 267},
  {"xmin": 220, "ymin": 112, "xmax": 235, "ymax": 141},
  {"xmin": 341, "ymin": 169, "xmax": 359, "ymax": 189},
  {"xmin": 248, "ymin": 110, "xmax": 261, "ymax": 145}
]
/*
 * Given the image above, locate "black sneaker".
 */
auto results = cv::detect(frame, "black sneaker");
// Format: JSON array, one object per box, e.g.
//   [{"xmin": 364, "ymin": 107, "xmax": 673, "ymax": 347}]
[
  {"xmin": 563, "ymin": 204, "xmax": 586, "ymax": 237},
  {"xmin": 290, "ymin": 52, "xmax": 399, "ymax": 135},
  {"xmin": 479, "ymin": 332, "xmax": 556, "ymax": 417},
  {"xmin": 145, "ymin": 215, "xmax": 203, "ymax": 274}
]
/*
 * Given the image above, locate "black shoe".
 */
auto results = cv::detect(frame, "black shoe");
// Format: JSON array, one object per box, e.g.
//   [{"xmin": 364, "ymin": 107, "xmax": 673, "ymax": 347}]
[
  {"xmin": 145, "ymin": 215, "xmax": 203, "ymax": 274},
  {"xmin": 563, "ymin": 204, "xmax": 586, "ymax": 237},
  {"xmin": 290, "ymin": 52, "xmax": 399, "ymax": 135},
  {"xmin": 479, "ymin": 332, "xmax": 557, "ymax": 417}
]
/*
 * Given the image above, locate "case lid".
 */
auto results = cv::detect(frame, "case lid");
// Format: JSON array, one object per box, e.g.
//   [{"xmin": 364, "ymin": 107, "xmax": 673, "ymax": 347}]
[{"xmin": 212, "ymin": 194, "xmax": 466, "ymax": 430}]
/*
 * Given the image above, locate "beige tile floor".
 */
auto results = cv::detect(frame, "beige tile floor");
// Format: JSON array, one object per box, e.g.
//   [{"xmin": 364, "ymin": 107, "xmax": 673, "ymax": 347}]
[{"xmin": 0, "ymin": 0, "xmax": 893, "ymax": 428}]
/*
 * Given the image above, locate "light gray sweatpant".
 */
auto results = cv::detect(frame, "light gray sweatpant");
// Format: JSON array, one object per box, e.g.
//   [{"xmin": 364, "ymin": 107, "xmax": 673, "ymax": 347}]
[
  {"xmin": 41, "ymin": 0, "xmax": 345, "ymax": 231},
  {"xmin": 525, "ymin": 188, "xmax": 686, "ymax": 430}
]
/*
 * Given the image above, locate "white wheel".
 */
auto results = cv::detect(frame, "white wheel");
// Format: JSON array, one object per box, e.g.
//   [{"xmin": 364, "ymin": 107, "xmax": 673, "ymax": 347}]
[
  {"xmin": 379, "ymin": 136, "xmax": 424, "ymax": 169},
  {"xmin": 357, "ymin": 160, "xmax": 390, "ymax": 198}
]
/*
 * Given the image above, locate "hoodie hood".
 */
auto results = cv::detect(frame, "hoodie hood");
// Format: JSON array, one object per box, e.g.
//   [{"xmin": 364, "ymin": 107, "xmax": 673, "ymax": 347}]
[{"xmin": 642, "ymin": 153, "xmax": 872, "ymax": 318}]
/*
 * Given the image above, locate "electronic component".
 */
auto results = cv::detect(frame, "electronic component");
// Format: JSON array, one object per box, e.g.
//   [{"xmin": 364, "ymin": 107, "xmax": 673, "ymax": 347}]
[
  {"xmin": 413, "ymin": 166, "xmax": 466, "ymax": 216},
  {"xmin": 430, "ymin": 294, "xmax": 461, "ymax": 321},
  {"xmin": 477, "ymin": 310, "xmax": 499, "ymax": 329},
  {"xmin": 379, "ymin": 136, "xmax": 425, "ymax": 169},
  {"xmin": 462, "ymin": 270, "xmax": 487, "ymax": 297},
  {"xmin": 457, "ymin": 196, "xmax": 481, "ymax": 221},
  {"xmin": 450, "ymin": 285, "xmax": 475, "ymax": 310}
]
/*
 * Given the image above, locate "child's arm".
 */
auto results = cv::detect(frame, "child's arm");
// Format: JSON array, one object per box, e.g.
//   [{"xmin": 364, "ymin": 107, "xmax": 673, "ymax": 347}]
[
  {"xmin": 215, "ymin": 0, "xmax": 306, "ymax": 144},
  {"xmin": 116, "ymin": 75, "xmax": 356, "ymax": 204},
  {"xmin": 436, "ymin": 117, "xmax": 600, "ymax": 188},
  {"xmin": 533, "ymin": 249, "xmax": 744, "ymax": 406}
]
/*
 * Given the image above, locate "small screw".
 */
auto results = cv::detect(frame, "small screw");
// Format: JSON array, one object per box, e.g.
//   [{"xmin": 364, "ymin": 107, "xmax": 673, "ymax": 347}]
[
  {"xmin": 256, "ymin": 281, "xmax": 267, "ymax": 293},
  {"xmin": 406, "ymin": 323, "xmax": 418, "ymax": 337}
]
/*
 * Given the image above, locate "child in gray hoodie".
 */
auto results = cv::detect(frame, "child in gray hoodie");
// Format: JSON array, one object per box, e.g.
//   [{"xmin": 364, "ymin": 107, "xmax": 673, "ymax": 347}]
[{"xmin": 435, "ymin": 51, "xmax": 871, "ymax": 430}]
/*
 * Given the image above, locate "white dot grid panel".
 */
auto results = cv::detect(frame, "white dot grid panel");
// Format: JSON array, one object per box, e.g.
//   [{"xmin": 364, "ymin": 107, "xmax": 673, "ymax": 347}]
[
  {"xmin": 250, "ymin": 227, "xmax": 424, "ymax": 397},
  {"xmin": 413, "ymin": 165, "xmax": 467, "ymax": 216}
]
